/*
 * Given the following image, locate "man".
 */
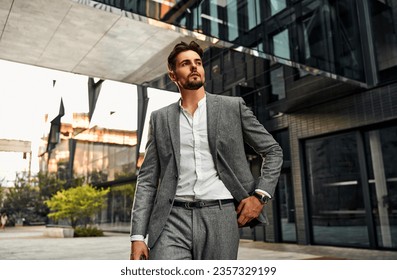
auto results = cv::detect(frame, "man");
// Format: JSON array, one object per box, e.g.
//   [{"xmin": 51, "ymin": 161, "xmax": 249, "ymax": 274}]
[{"xmin": 130, "ymin": 41, "xmax": 283, "ymax": 260}]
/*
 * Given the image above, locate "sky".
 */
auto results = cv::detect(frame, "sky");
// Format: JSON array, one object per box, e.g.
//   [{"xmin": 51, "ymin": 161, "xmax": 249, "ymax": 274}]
[{"xmin": 0, "ymin": 59, "xmax": 179, "ymax": 187}]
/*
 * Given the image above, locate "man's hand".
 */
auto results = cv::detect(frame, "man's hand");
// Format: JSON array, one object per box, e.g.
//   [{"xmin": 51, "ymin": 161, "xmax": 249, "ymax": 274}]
[
  {"xmin": 130, "ymin": 241, "xmax": 149, "ymax": 260},
  {"xmin": 236, "ymin": 196, "xmax": 264, "ymax": 227}
]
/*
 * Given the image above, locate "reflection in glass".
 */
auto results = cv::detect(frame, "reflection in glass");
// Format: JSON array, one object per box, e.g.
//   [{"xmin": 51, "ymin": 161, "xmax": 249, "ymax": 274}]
[
  {"xmin": 227, "ymin": 0, "xmax": 238, "ymax": 41},
  {"xmin": 209, "ymin": 0, "xmax": 220, "ymax": 39},
  {"xmin": 302, "ymin": 14, "xmax": 327, "ymax": 69},
  {"xmin": 93, "ymin": 0, "xmax": 368, "ymax": 84},
  {"xmin": 106, "ymin": 183, "xmax": 135, "ymax": 225},
  {"xmin": 248, "ymin": 0, "xmax": 261, "ymax": 30},
  {"xmin": 73, "ymin": 142, "xmax": 136, "ymax": 184},
  {"xmin": 273, "ymin": 29, "xmax": 290, "ymax": 59},
  {"xmin": 269, "ymin": 0, "xmax": 287, "ymax": 16},
  {"xmin": 305, "ymin": 132, "xmax": 369, "ymax": 247},
  {"xmin": 270, "ymin": 67, "xmax": 286, "ymax": 101},
  {"xmin": 278, "ymin": 172, "xmax": 296, "ymax": 242},
  {"xmin": 371, "ymin": 0, "xmax": 397, "ymax": 82},
  {"xmin": 274, "ymin": 130, "xmax": 295, "ymax": 242}
]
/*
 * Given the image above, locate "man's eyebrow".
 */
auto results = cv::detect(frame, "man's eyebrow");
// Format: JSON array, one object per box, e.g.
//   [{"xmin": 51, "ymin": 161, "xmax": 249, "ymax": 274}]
[{"xmin": 179, "ymin": 58, "xmax": 202, "ymax": 64}]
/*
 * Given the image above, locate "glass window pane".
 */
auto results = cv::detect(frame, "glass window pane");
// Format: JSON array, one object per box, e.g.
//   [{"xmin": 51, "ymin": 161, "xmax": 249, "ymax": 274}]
[
  {"xmin": 209, "ymin": 0, "xmax": 220, "ymax": 38},
  {"xmin": 226, "ymin": 0, "xmax": 239, "ymax": 41},
  {"xmin": 248, "ymin": 0, "xmax": 261, "ymax": 30},
  {"xmin": 274, "ymin": 130, "xmax": 295, "ymax": 242},
  {"xmin": 269, "ymin": 0, "xmax": 287, "ymax": 16},
  {"xmin": 305, "ymin": 132, "xmax": 370, "ymax": 247},
  {"xmin": 371, "ymin": 0, "xmax": 397, "ymax": 82},
  {"xmin": 273, "ymin": 29, "xmax": 290, "ymax": 59},
  {"xmin": 278, "ymin": 172, "xmax": 296, "ymax": 242},
  {"xmin": 270, "ymin": 67, "xmax": 286, "ymax": 101},
  {"xmin": 303, "ymin": 15, "xmax": 326, "ymax": 66}
]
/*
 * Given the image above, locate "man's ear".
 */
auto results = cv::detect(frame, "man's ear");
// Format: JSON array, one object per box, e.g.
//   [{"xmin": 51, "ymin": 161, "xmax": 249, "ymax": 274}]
[{"xmin": 168, "ymin": 70, "xmax": 176, "ymax": 82}]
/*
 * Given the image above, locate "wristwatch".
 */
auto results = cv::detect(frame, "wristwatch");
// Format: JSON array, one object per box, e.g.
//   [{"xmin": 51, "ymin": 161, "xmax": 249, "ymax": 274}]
[{"xmin": 253, "ymin": 192, "xmax": 270, "ymax": 204}]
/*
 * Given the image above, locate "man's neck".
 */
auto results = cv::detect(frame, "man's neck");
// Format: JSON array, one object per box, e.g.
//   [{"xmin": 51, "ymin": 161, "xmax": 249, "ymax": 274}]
[{"xmin": 180, "ymin": 88, "xmax": 205, "ymax": 115}]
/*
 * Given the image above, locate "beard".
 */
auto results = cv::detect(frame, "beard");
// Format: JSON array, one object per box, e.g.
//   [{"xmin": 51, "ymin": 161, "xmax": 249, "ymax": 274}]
[{"xmin": 183, "ymin": 79, "xmax": 204, "ymax": 90}]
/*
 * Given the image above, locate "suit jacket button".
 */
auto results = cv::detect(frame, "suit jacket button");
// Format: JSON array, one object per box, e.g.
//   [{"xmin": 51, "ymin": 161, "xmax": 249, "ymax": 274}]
[{"xmin": 169, "ymin": 199, "xmax": 173, "ymax": 204}]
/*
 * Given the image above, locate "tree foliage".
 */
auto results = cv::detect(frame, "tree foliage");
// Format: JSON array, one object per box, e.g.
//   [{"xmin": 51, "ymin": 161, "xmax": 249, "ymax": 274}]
[
  {"xmin": 45, "ymin": 185, "xmax": 109, "ymax": 228},
  {"xmin": 0, "ymin": 178, "xmax": 4, "ymax": 208},
  {"xmin": 2, "ymin": 174, "xmax": 43, "ymax": 224},
  {"xmin": 37, "ymin": 172, "xmax": 67, "ymax": 200}
]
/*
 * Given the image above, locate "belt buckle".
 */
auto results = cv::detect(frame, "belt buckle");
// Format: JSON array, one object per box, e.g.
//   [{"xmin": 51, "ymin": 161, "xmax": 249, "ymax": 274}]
[
  {"xmin": 184, "ymin": 201, "xmax": 205, "ymax": 209},
  {"xmin": 184, "ymin": 201, "xmax": 193, "ymax": 209}
]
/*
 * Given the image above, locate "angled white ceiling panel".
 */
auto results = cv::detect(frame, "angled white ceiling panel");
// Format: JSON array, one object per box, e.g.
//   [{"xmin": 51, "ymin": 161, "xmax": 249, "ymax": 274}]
[
  {"xmin": 0, "ymin": 0, "xmax": 211, "ymax": 85},
  {"xmin": 37, "ymin": 2, "xmax": 119, "ymax": 72},
  {"xmin": 0, "ymin": 0, "xmax": 73, "ymax": 65}
]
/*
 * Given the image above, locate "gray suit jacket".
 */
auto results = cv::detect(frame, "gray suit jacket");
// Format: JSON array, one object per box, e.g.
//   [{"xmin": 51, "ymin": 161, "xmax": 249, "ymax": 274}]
[{"xmin": 130, "ymin": 93, "xmax": 283, "ymax": 248}]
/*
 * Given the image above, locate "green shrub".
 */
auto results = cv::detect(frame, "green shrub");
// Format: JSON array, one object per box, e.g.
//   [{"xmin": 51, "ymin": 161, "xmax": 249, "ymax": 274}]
[
  {"xmin": 74, "ymin": 226, "xmax": 104, "ymax": 237},
  {"xmin": 45, "ymin": 185, "xmax": 109, "ymax": 228}
]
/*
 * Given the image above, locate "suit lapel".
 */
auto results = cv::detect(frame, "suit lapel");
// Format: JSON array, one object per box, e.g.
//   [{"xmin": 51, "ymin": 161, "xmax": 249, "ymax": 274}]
[
  {"xmin": 167, "ymin": 101, "xmax": 181, "ymax": 172},
  {"xmin": 206, "ymin": 93, "xmax": 220, "ymax": 161}
]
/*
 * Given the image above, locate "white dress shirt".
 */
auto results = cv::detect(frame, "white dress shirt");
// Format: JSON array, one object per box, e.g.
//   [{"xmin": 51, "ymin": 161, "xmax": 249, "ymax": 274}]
[{"xmin": 176, "ymin": 96, "xmax": 233, "ymax": 201}]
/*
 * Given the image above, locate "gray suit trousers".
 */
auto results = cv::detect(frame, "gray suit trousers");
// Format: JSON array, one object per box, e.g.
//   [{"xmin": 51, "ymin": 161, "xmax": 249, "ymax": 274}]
[{"xmin": 149, "ymin": 202, "xmax": 239, "ymax": 260}]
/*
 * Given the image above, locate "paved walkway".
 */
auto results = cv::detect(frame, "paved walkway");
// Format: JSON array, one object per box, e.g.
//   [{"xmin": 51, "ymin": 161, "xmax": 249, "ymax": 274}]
[{"xmin": 1, "ymin": 226, "xmax": 396, "ymax": 260}]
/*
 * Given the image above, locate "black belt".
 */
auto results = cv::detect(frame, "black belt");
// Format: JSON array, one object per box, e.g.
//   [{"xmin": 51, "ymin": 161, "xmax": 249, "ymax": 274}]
[{"xmin": 173, "ymin": 199, "xmax": 235, "ymax": 209}]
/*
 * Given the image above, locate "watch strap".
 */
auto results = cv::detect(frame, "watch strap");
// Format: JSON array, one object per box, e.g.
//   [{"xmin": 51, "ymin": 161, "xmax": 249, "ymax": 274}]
[{"xmin": 253, "ymin": 192, "xmax": 269, "ymax": 204}]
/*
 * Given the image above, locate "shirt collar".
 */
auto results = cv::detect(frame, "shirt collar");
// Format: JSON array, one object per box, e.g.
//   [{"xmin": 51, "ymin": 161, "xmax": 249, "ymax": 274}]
[{"xmin": 179, "ymin": 95, "xmax": 207, "ymax": 110}]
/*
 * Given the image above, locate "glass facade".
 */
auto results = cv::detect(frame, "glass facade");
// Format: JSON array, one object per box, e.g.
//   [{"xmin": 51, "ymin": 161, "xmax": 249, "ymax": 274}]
[
  {"xmin": 269, "ymin": 0, "xmax": 287, "ymax": 16},
  {"xmin": 371, "ymin": 0, "xmax": 397, "ymax": 83},
  {"xmin": 46, "ymin": 137, "xmax": 136, "ymax": 184},
  {"xmin": 105, "ymin": 183, "xmax": 135, "ymax": 225},
  {"xmin": 274, "ymin": 130, "xmax": 296, "ymax": 242},
  {"xmin": 73, "ymin": 141, "xmax": 136, "ymax": 184},
  {"xmin": 305, "ymin": 125, "xmax": 397, "ymax": 249},
  {"xmin": 270, "ymin": 67, "xmax": 286, "ymax": 101},
  {"xmin": 305, "ymin": 132, "xmax": 369, "ymax": 247},
  {"xmin": 94, "ymin": 0, "xmax": 396, "ymax": 86},
  {"xmin": 272, "ymin": 29, "xmax": 290, "ymax": 60},
  {"xmin": 82, "ymin": 0, "xmax": 397, "ymax": 249}
]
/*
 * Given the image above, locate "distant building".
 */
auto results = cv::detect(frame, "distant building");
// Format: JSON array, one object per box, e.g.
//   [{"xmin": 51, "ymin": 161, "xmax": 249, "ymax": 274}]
[{"xmin": 39, "ymin": 113, "xmax": 137, "ymax": 185}]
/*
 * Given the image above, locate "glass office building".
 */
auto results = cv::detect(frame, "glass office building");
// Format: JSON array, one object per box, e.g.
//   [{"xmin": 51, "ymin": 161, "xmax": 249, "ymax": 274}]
[{"xmin": 88, "ymin": 0, "xmax": 397, "ymax": 250}]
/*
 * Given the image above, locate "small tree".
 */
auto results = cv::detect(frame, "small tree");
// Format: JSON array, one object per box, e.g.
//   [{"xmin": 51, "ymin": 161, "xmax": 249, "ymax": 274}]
[
  {"xmin": 45, "ymin": 185, "xmax": 109, "ymax": 228},
  {"xmin": 3, "ymin": 174, "xmax": 42, "ymax": 224}
]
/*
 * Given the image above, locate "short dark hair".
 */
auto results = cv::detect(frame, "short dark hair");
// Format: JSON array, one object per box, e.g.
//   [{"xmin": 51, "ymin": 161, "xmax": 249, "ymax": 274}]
[{"xmin": 167, "ymin": 41, "xmax": 203, "ymax": 71}]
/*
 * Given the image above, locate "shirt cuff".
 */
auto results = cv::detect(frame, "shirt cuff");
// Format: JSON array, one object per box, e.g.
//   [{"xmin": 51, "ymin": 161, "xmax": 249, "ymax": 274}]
[
  {"xmin": 130, "ymin": 235, "xmax": 145, "ymax": 242},
  {"xmin": 255, "ymin": 189, "xmax": 272, "ymax": 199}
]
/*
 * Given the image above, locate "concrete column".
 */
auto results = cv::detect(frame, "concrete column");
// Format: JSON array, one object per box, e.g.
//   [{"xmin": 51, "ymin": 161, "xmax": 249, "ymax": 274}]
[{"xmin": 369, "ymin": 130, "xmax": 392, "ymax": 247}]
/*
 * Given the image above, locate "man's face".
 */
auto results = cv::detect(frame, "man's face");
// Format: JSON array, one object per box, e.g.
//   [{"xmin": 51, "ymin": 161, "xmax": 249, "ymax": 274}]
[{"xmin": 171, "ymin": 50, "xmax": 205, "ymax": 90}]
